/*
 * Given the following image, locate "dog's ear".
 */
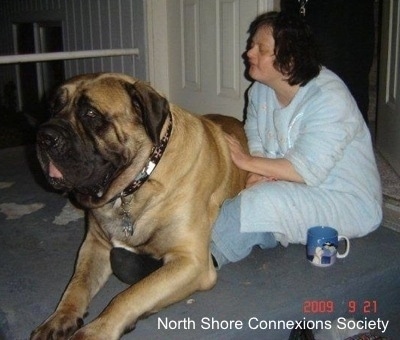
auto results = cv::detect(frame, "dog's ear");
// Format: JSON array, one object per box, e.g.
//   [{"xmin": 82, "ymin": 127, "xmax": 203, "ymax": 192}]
[
  {"xmin": 125, "ymin": 81, "xmax": 170, "ymax": 145},
  {"xmin": 48, "ymin": 86, "xmax": 69, "ymax": 116}
]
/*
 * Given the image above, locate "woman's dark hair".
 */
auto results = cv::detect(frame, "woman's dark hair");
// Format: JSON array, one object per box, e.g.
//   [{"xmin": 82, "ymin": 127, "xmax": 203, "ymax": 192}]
[{"xmin": 247, "ymin": 11, "xmax": 321, "ymax": 86}]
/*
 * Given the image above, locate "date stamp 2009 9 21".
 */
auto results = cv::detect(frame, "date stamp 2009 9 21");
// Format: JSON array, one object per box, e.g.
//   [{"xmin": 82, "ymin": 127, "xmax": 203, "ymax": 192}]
[{"xmin": 303, "ymin": 300, "xmax": 378, "ymax": 314}]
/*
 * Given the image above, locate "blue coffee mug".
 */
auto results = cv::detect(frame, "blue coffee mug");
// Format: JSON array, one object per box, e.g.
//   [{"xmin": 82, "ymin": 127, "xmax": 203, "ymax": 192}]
[{"xmin": 306, "ymin": 226, "xmax": 350, "ymax": 267}]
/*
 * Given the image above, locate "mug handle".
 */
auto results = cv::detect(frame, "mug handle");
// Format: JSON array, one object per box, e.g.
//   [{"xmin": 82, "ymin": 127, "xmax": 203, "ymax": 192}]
[{"xmin": 336, "ymin": 235, "xmax": 350, "ymax": 258}]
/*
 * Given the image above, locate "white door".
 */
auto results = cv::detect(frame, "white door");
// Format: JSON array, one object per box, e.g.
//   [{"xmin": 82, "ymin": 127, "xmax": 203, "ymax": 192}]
[
  {"xmin": 376, "ymin": 0, "xmax": 400, "ymax": 175},
  {"xmin": 147, "ymin": 0, "xmax": 278, "ymax": 121}
]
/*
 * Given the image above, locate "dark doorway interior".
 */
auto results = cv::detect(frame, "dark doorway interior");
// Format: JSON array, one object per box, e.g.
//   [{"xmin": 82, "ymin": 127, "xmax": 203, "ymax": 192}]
[
  {"xmin": 0, "ymin": 21, "xmax": 65, "ymax": 148},
  {"xmin": 16, "ymin": 21, "xmax": 65, "ymax": 120}
]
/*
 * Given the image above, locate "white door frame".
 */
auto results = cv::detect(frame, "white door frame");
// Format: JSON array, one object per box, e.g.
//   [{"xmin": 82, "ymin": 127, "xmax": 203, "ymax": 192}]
[
  {"xmin": 145, "ymin": 0, "xmax": 278, "ymax": 98},
  {"xmin": 146, "ymin": 0, "xmax": 170, "ymax": 97},
  {"xmin": 376, "ymin": 0, "xmax": 400, "ymax": 175}
]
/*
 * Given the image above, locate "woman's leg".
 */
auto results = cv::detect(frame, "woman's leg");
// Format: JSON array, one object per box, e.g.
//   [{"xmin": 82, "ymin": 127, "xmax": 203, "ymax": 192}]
[{"xmin": 210, "ymin": 195, "xmax": 277, "ymax": 268}]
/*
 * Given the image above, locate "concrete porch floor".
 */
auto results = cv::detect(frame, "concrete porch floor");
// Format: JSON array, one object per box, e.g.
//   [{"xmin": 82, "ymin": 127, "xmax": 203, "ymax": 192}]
[{"xmin": 1, "ymin": 145, "xmax": 399, "ymax": 340}]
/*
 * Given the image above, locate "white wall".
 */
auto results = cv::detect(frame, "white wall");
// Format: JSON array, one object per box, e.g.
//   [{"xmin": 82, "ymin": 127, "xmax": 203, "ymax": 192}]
[{"xmin": 62, "ymin": 0, "xmax": 146, "ymax": 79}]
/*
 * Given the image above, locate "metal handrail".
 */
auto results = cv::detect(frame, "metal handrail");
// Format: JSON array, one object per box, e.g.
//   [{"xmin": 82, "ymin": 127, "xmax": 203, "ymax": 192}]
[{"xmin": 0, "ymin": 48, "xmax": 139, "ymax": 64}]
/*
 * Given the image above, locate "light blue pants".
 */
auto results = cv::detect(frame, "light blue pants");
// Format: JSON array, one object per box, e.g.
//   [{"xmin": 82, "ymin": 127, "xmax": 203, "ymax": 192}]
[{"xmin": 210, "ymin": 195, "xmax": 277, "ymax": 268}]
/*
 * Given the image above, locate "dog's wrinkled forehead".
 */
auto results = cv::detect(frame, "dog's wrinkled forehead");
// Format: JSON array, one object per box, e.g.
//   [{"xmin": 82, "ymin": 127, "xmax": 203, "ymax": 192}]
[{"xmin": 49, "ymin": 75, "xmax": 137, "ymax": 116}]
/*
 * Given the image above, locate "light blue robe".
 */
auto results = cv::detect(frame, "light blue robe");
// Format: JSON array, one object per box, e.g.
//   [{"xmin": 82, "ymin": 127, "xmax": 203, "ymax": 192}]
[{"xmin": 240, "ymin": 68, "xmax": 382, "ymax": 246}]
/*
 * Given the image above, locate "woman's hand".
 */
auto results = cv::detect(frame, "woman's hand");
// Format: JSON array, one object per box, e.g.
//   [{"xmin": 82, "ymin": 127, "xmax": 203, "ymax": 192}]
[
  {"xmin": 225, "ymin": 133, "xmax": 251, "ymax": 170},
  {"xmin": 246, "ymin": 172, "xmax": 277, "ymax": 188}
]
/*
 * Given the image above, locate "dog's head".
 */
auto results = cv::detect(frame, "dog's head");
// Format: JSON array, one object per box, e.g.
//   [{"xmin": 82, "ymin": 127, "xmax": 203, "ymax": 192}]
[{"xmin": 36, "ymin": 73, "xmax": 170, "ymax": 207}]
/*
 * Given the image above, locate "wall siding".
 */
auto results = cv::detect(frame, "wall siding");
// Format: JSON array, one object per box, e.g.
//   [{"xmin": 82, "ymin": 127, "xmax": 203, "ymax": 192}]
[{"xmin": 0, "ymin": 0, "xmax": 146, "ymax": 105}]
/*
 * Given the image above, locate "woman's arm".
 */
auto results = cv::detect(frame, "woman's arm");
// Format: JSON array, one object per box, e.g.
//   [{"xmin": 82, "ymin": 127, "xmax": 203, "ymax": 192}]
[{"xmin": 226, "ymin": 134, "xmax": 305, "ymax": 184}]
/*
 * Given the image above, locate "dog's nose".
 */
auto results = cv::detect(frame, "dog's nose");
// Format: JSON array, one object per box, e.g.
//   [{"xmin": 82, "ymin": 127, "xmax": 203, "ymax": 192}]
[{"xmin": 37, "ymin": 127, "xmax": 61, "ymax": 149}]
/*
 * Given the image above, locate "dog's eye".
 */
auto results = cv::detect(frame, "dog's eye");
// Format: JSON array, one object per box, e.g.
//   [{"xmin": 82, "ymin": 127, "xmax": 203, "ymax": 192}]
[{"xmin": 85, "ymin": 108, "xmax": 97, "ymax": 118}]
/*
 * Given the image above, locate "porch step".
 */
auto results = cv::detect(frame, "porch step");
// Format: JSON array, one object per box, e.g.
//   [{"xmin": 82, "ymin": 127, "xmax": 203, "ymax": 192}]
[{"xmin": 383, "ymin": 196, "xmax": 400, "ymax": 233}]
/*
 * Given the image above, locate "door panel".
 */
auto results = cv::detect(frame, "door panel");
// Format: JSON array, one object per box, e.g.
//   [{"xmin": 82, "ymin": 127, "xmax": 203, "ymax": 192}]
[{"xmin": 166, "ymin": 0, "xmax": 274, "ymax": 120}]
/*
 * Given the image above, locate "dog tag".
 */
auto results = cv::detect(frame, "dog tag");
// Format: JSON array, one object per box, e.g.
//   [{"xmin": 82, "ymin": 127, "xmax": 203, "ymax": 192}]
[{"xmin": 121, "ymin": 215, "xmax": 134, "ymax": 237}]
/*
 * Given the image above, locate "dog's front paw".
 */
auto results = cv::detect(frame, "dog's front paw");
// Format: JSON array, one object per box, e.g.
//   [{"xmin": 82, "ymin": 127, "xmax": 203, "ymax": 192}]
[
  {"xmin": 70, "ymin": 328, "xmax": 105, "ymax": 340},
  {"xmin": 30, "ymin": 312, "xmax": 84, "ymax": 340},
  {"xmin": 70, "ymin": 324, "xmax": 119, "ymax": 340}
]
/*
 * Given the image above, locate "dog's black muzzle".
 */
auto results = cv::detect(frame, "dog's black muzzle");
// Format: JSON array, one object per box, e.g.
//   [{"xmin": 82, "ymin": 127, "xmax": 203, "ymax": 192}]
[
  {"xmin": 36, "ymin": 120, "xmax": 118, "ymax": 202},
  {"xmin": 37, "ymin": 120, "xmax": 76, "ymax": 157}
]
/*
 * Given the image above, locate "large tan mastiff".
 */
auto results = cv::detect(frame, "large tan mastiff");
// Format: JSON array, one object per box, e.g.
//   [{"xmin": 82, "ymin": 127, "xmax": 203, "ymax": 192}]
[{"xmin": 32, "ymin": 73, "xmax": 247, "ymax": 339}]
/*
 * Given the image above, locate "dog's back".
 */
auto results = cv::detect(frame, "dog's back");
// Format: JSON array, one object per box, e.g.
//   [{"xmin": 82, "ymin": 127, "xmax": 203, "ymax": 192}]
[{"xmin": 203, "ymin": 113, "xmax": 248, "ymax": 194}]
